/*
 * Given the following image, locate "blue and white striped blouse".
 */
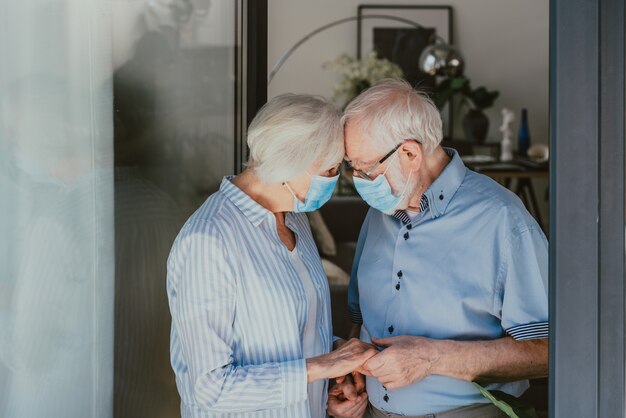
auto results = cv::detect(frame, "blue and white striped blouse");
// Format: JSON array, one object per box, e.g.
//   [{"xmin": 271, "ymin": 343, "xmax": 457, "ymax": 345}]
[{"xmin": 167, "ymin": 176, "xmax": 333, "ymax": 418}]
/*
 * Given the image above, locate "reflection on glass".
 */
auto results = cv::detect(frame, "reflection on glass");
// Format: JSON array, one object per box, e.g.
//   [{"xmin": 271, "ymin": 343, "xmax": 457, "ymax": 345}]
[
  {"xmin": 112, "ymin": 1, "xmax": 236, "ymax": 417},
  {"xmin": 0, "ymin": 1, "xmax": 115, "ymax": 416},
  {"xmin": 0, "ymin": 0, "xmax": 237, "ymax": 417}
]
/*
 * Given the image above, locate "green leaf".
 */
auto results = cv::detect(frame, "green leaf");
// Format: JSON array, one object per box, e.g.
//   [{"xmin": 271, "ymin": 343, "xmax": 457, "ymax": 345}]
[
  {"xmin": 450, "ymin": 76, "xmax": 469, "ymax": 90},
  {"xmin": 469, "ymin": 87, "xmax": 499, "ymax": 110},
  {"xmin": 472, "ymin": 382, "xmax": 539, "ymax": 418},
  {"xmin": 434, "ymin": 89, "xmax": 453, "ymax": 109},
  {"xmin": 434, "ymin": 77, "xmax": 468, "ymax": 109}
]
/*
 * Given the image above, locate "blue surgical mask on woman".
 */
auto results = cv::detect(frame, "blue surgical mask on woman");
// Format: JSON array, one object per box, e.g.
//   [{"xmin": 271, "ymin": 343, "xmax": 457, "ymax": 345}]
[
  {"xmin": 284, "ymin": 172, "xmax": 339, "ymax": 213},
  {"xmin": 353, "ymin": 155, "xmax": 413, "ymax": 213}
]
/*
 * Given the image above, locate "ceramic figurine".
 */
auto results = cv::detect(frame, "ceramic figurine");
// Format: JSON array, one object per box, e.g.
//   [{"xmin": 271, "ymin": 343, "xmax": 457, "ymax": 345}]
[{"xmin": 500, "ymin": 108, "xmax": 514, "ymax": 162}]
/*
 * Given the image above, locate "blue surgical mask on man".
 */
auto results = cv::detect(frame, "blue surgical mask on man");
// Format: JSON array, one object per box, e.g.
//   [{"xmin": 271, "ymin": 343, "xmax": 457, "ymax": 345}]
[
  {"xmin": 353, "ymin": 155, "xmax": 413, "ymax": 214},
  {"xmin": 284, "ymin": 172, "xmax": 339, "ymax": 213}
]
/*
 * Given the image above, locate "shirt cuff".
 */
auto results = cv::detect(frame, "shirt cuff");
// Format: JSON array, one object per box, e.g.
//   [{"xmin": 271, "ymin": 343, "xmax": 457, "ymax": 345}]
[
  {"xmin": 279, "ymin": 358, "xmax": 308, "ymax": 407},
  {"xmin": 505, "ymin": 321, "xmax": 549, "ymax": 341}
]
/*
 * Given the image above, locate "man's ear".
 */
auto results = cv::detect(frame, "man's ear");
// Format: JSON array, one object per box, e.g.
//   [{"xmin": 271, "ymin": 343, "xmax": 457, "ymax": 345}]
[{"xmin": 399, "ymin": 140, "xmax": 423, "ymax": 170}]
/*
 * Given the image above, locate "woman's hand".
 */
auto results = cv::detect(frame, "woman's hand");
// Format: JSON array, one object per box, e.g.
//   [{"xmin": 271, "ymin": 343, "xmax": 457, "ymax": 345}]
[
  {"xmin": 327, "ymin": 380, "xmax": 369, "ymax": 418},
  {"xmin": 306, "ymin": 338, "xmax": 378, "ymax": 383}
]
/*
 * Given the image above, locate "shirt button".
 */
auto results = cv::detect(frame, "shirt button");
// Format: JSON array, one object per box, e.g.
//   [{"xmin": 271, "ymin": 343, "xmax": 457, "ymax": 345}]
[
  {"xmin": 407, "ymin": 224, "xmax": 413, "ymax": 230},
  {"xmin": 395, "ymin": 283, "xmax": 400, "ymax": 290},
  {"xmin": 388, "ymin": 325, "xmax": 394, "ymax": 333},
  {"xmin": 397, "ymin": 270, "xmax": 403, "ymax": 278},
  {"xmin": 403, "ymin": 232, "xmax": 410, "ymax": 240},
  {"xmin": 383, "ymin": 394, "xmax": 389, "ymax": 402}
]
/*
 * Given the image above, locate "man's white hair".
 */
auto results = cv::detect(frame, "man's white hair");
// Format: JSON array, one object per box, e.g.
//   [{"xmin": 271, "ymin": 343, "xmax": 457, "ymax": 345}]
[
  {"xmin": 247, "ymin": 93, "xmax": 344, "ymax": 184},
  {"xmin": 341, "ymin": 78, "xmax": 443, "ymax": 154}
]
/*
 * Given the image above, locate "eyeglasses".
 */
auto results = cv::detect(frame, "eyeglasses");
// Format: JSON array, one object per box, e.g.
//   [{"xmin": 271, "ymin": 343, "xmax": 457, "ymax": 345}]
[{"xmin": 347, "ymin": 140, "xmax": 416, "ymax": 181}]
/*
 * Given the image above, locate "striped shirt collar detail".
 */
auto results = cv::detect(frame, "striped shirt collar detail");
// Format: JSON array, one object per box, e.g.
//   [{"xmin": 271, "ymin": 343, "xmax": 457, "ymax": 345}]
[
  {"xmin": 219, "ymin": 175, "xmax": 271, "ymax": 227},
  {"xmin": 392, "ymin": 194, "xmax": 429, "ymax": 224}
]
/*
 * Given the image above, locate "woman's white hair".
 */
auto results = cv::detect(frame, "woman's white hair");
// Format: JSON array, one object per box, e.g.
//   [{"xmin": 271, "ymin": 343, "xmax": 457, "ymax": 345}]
[
  {"xmin": 246, "ymin": 93, "xmax": 344, "ymax": 184},
  {"xmin": 341, "ymin": 78, "xmax": 443, "ymax": 154}
]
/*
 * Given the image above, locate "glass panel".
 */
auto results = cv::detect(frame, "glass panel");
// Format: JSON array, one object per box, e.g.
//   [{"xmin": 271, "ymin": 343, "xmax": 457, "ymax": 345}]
[
  {"xmin": 0, "ymin": 1, "xmax": 115, "ymax": 417},
  {"xmin": 0, "ymin": 1, "xmax": 238, "ymax": 417},
  {"xmin": 112, "ymin": 1, "xmax": 237, "ymax": 417}
]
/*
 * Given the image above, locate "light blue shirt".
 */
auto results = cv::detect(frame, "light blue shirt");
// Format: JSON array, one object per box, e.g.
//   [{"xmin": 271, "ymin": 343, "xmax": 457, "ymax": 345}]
[
  {"xmin": 348, "ymin": 149, "xmax": 549, "ymax": 416},
  {"xmin": 167, "ymin": 177, "xmax": 333, "ymax": 418}
]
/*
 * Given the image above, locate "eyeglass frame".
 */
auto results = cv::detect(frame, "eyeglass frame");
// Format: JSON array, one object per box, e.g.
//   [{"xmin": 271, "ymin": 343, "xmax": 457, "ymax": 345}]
[{"xmin": 347, "ymin": 139, "xmax": 419, "ymax": 181}]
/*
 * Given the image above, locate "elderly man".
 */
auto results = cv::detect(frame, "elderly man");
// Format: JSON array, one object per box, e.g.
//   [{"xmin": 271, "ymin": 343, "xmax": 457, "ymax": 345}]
[{"xmin": 327, "ymin": 79, "xmax": 548, "ymax": 418}]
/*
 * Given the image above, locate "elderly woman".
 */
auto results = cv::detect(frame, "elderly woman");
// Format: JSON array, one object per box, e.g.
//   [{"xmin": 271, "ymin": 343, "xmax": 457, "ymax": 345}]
[{"xmin": 167, "ymin": 94, "xmax": 376, "ymax": 418}]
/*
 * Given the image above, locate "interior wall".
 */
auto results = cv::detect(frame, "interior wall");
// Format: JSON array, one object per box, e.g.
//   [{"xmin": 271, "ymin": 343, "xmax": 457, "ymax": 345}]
[
  {"xmin": 268, "ymin": 0, "xmax": 549, "ymax": 145},
  {"xmin": 268, "ymin": 0, "xmax": 550, "ymax": 224}
]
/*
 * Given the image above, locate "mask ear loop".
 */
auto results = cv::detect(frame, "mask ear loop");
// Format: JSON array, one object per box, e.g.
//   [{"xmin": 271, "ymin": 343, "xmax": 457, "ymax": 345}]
[
  {"xmin": 282, "ymin": 181, "xmax": 296, "ymax": 197},
  {"xmin": 283, "ymin": 169, "xmax": 316, "ymax": 203},
  {"xmin": 398, "ymin": 169, "xmax": 415, "ymax": 200},
  {"xmin": 385, "ymin": 150, "xmax": 415, "ymax": 202},
  {"xmin": 282, "ymin": 181, "xmax": 304, "ymax": 204},
  {"xmin": 381, "ymin": 151, "xmax": 399, "ymax": 177}
]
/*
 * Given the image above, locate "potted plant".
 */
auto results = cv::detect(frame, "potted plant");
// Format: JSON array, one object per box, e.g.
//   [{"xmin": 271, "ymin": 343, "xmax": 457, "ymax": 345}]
[
  {"xmin": 324, "ymin": 52, "xmax": 403, "ymax": 107},
  {"xmin": 434, "ymin": 76, "xmax": 499, "ymax": 143}
]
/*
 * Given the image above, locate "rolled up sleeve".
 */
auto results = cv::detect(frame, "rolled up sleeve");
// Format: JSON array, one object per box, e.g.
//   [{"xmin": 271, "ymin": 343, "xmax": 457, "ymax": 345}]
[{"xmin": 496, "ymin": 226, "xmax": 549, "ymax": 341}]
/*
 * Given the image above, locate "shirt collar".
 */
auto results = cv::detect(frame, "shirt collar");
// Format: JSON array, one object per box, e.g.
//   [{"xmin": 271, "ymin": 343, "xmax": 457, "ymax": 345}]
[
  {"xmin": 219, "ymin": 175, "xmax": 273, "ymax": 227},
  {"xmin": 423, "ymin": 147, "xmax": 467, "ymax": 219},
  {"xmin": 392, "ymin": 194, "xmax": 429, "ymax": 224}
]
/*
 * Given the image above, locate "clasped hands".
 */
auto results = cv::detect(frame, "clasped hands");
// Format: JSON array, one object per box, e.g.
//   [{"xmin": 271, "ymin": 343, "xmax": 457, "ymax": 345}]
[{"xmin": 326, "ymin": 336, "xmax": 441, "ymax": 418}]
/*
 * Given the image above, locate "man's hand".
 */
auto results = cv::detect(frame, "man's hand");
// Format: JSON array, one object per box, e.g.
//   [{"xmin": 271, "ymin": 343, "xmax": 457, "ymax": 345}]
[
  {"xmin": 361, "ymin": 335, "xmax": 548, "ymax": 388},
  {"xmin": 327, "ymin": 378, "xmax": 369, "ymax": 418},
  {"xmin": 362, "ymin": 336, "xmax": 441, "ymax": 390}
]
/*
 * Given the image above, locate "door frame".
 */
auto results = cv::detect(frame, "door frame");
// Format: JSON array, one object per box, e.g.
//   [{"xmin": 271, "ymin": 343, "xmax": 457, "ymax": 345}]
[
  {"xmin": 235, "ymin": 0, "xmax": 267, "ymax": 173},
  {"xmin": 549, "ymin": 0, "xmax": 625, "ymax": 416}
]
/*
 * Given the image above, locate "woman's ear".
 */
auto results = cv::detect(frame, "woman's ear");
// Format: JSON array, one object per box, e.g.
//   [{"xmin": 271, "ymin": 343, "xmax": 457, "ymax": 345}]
[{"xmin": 399, "ymin": 140, "xmax": 423, "ymax": 171}]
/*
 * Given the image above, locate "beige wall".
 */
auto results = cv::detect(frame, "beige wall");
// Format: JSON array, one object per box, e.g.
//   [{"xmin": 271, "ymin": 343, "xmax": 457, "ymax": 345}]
[
  {"xmin": 268, "ymin": 0, "xmax": 550, "ymax": 224},
  {"xmin": 268, "ymin": 0, "xmax": 549, "ymax": 145}
]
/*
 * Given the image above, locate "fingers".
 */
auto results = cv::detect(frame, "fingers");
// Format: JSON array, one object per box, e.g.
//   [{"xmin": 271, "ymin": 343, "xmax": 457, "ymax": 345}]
[
  {"xmin": 330, "ymin": 375, "xmax": 359, "ymax": 401},
  {"xmin": 362, "ymin": 351, "xmax": 386, "ymax": 373},
  {"xmin": 339, "ymin": 378, "xmax": 358, "ymax": 401},
  {"xmin": 326, "ymin": 338, "xmax": 384, "ymax": 380},
  {"xmin": 372, "ymin": 371, "xmax": 414, "ymax": 391},
  {"xmin": 378, "ymin": 377, "xmax": 406, "ymax": 391},
  {"xmin": 371, "ymin": 336, "xmax": 396, "ymax": 347},
  {"xmin": 385, "ymin": 382, "xmax": 403, "ymax": 391},
  {"xmin": 344, "ymin": 392, "xmax": 368, "ymax": 417},
  {"xmin": 357, "ymin": 348, "xmax": 378, "ymax": 363},
  {"xmin": 328, "ymin": 391, "xmax": 368, "ymax": 418},
  {"xmin": 355, "ymin": 365, "xmax": 372, "ymax": 376},
  {"xmin": 353, "ymin": 372, "xmax": 366, "ymax": 393},
  {"xmin": 354, "ymin": 392, "xmax": 369, "ymax": 417},
  {"xmin": 346, "ymin": 338, "xmax": 378, "ymax": 353},
  {"xmin": 329, "ymin": 383, "xmax": 344, "ymax": 397}
]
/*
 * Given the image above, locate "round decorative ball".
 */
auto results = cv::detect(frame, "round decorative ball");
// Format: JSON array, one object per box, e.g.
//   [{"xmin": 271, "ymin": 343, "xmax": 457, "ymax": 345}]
[{"xmin": 419, "ymin": 44, "xmax": 465, "ymax": 78}]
